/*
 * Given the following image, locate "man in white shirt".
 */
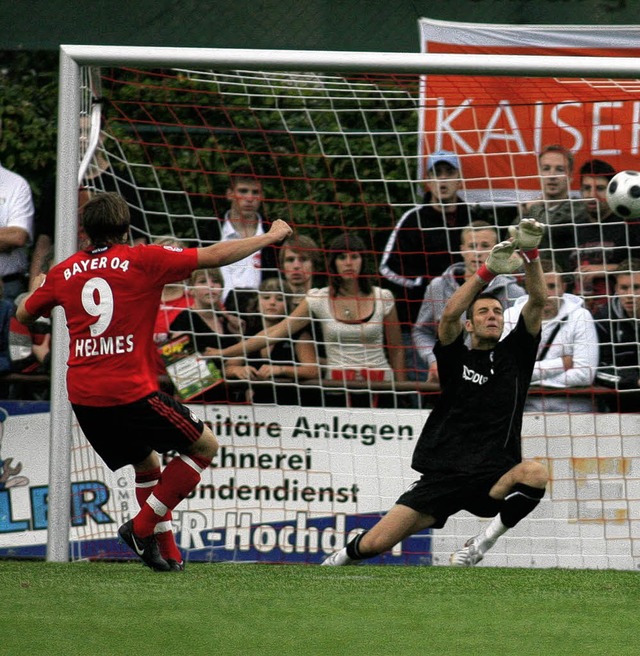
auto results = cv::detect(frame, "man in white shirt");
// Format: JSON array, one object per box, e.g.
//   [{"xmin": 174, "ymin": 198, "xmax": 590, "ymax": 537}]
[
  {"xmin": 195, "ymin": 171, "xmax": 278, "ymax": 308},
  {"xmin": 502, "ymin": 258, "xmax": 599, "ymax": 412},
  {"xmin": 0, "ymin": 163, "xmax": 34, "ymax": 303}
]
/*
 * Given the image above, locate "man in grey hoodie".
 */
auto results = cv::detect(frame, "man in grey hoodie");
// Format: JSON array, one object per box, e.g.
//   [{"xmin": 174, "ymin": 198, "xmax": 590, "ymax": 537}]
[
  {"xmin": 503, "ymin": 259, "xmax": 599, "ymax": 412},
  {"xmin": 413, "ymin": 221, "xmax": 526, "ymax": 385}
]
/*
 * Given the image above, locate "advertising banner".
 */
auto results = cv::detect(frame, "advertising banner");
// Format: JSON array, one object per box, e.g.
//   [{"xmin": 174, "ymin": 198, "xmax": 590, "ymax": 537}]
[
  {"xmin": 419, "ymin": 19, "xmax": 640, "ymax": 203},
  {"xmin": 1, "ymin": 401, "xmax": 638, "ymax": 568},
  {"xmin": 0, "ymin": 402, "xmax": 427, "ymax": 565}
]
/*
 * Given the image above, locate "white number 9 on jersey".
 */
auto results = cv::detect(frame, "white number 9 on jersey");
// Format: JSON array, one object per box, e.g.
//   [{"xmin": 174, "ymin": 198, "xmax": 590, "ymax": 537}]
[{"xmin": 81, "ymin": 277, "xmax": 114, "ymax": 337}]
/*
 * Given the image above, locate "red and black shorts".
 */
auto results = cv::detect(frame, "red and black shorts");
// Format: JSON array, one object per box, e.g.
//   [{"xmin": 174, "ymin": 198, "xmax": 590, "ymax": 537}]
[{"xmin": 72, "ymin": 391, "xmax": 204, "ymax": 471}]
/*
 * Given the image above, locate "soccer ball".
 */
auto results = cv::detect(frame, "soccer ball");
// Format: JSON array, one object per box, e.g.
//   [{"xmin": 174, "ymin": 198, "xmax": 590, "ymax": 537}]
[{"xmin": 606, "ymin": 170, "xmax": 640, "ymax": 219}]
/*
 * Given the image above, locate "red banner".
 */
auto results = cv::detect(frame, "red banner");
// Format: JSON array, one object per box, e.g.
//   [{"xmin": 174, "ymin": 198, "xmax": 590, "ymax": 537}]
[{"xmin": 419, "ymin": 20, "xmax": 640, "ymax": 203}]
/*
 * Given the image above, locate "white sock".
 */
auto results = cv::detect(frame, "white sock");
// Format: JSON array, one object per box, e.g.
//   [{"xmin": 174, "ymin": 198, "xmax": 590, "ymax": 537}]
[{"xmin": 482, "ymin": 514, "xmax": 508, "ymax": 548}]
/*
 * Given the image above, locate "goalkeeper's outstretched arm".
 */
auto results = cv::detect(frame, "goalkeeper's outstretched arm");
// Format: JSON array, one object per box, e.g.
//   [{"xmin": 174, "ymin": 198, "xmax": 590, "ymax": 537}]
[
  {"xmin": 510, "ymin": 218, "xmax": 547, "ymax": 337},
  {"xmin": 520, "ymin": 257, "xmax": 546, "ymax": 337}
]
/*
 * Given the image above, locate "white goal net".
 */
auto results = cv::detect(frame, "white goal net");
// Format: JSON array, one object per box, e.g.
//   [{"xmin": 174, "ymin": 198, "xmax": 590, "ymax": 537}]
[{"xmin": 36, "ymin": 46, "xmax": 640, "ymax": 568}]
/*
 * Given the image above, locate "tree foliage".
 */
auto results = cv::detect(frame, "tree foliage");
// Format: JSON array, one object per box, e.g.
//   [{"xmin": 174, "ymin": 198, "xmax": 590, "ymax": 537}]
[
  {"xmin": 1, "ymin": 57, "xmax": 416, "ymax": 249},
  {"xmin": 0, "ymin": 51, "xmax": 59, "ymax": 206},
  {"xmin": 101, "ymin": 68, "xmax": 418, "ymax": 249}
]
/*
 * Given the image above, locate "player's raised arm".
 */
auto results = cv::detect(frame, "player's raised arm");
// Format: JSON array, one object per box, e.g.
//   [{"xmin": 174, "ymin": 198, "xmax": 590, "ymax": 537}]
[
  {"xmin": 509, "ymin": 218, "xmax": 547, "ymax": 336},
  {"xmin": 438, "ymin": 239, "xmax": 523, "ymax": 345},
  {"xmin": 196, "ymin": 219, "xmax": 292, "ymax": 268}
]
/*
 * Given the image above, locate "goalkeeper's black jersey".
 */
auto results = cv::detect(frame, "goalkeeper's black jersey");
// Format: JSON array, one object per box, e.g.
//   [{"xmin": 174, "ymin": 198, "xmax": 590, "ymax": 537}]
[{"xmin": 411, "ymin": 315, "xmax": 540, "ymax": 478}]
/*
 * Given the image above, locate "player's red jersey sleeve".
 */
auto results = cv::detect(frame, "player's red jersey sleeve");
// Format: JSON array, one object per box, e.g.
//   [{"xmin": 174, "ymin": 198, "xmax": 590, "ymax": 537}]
[{"xmin": 25, "ymin": 243, "xmax": 199, "ymax": 406}]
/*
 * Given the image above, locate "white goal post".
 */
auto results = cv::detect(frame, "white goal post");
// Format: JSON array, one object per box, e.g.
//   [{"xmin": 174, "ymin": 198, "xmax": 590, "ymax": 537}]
[{"xmin": 47, "ymin": 44, "xmax": 640, "ymax": 564}]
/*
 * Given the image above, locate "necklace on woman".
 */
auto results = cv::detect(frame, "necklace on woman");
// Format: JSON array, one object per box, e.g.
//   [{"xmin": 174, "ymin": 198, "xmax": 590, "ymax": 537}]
[{"xmin": 335, "ymin": 288, "xmax": 361, "ymax": 320}]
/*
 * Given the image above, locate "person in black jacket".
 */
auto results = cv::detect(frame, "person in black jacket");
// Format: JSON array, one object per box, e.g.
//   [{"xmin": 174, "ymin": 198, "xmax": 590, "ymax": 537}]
[
  {"xmin": 594, "ymin": 258, "xmax": 640, "ymax": 412},
  {"xmin": 379, "ymin": 151, "xmax": 487, "ymax": 387}
]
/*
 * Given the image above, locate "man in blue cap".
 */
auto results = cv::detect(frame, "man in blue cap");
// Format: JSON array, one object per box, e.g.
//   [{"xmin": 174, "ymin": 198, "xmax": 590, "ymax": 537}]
[{"xmin": 380, "ymin": 150, "xmax": 489, "ymax": 400}]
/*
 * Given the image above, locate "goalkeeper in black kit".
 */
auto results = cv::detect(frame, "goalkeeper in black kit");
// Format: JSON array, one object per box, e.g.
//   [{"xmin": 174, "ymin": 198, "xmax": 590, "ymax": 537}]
[{"xmin": 322, "ymin": 219, "xmax": 549, "ymax": 567}]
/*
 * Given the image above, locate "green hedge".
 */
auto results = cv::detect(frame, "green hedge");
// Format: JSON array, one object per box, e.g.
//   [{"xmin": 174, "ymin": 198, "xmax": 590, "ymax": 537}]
[
  {"xmin": 0, "ymin": 51, "xmax": 59, "ymax": 206},
  {"xmin": 0, "ymin": 54, "xmax": 413, "ymax": 247}
]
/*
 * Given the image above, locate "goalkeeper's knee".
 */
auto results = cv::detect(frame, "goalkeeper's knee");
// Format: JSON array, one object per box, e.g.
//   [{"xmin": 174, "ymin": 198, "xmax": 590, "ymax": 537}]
[{"xmin": 499, "ymin": 483, "xmax": 545, "ymax": 528}]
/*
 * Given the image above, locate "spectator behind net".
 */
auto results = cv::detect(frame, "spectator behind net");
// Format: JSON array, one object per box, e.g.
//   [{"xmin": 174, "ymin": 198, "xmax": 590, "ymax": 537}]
[
  {"xmin": 568, "ymin": 159, "xmax": 640, "ymax": 314},
  {"xmin": 502, "ymin": 258, "xmax": 598, "ymax": 413},
  {"xmin": 379, "ymin": 150, "xmax": 486, "ymax": 388},
  {"xmin": 222, "ymin": 277, "xmax": 320, "ymax": 405},
  {"xmin": 207, "ymin": 233, "xmax": 405, "ymax": 408},
  {"xmin": 0, "ymin": 158, "xmax": 34, "ymax": 304},
  {"xmin": 194, "ymin": 168, "xmax": 278, "ymax": 307},
  {"xmin": 594, "ymin": 258, "xmax": 640, "ymax": 412}
]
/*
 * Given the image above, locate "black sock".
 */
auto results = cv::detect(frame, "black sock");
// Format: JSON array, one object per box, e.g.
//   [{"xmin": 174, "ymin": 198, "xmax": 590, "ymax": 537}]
[
  {"xmin": 500, "ymin": 483, "xmax": 545, "ymax": 528},
  {"xmin": 346, "ymin": 531, "xmax": 370, "ymax": 560}
]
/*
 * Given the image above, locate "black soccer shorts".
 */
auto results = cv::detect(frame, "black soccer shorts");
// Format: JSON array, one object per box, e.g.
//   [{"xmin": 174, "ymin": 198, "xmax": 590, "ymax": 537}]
[
  {"xmin": 395, "ymin": 469, "xmax": 512, "ymax": 529},
  {"xmin": 72, "ymin": 390, "xmax": 204, "ymax": 471}
]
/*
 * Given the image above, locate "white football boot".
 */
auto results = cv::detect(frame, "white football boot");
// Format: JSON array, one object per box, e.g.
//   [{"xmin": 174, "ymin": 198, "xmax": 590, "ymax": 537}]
[
  {"xmin": 321, "ymin": 547, "xmax": 354, "ymax": 566},
  {"xmin": 449, "ymin": 534, "xmax": 490, "ymax": 567}
]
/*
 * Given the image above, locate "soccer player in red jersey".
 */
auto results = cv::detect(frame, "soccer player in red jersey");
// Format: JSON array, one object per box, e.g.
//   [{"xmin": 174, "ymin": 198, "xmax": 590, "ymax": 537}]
[{"xmin": 16, "ymin": 192, "xmax": 292, "ymax": 571}]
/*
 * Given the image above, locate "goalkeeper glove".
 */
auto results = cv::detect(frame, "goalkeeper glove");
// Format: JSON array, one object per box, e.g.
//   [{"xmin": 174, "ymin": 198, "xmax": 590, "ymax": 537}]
[
  {"xmin": 477, "ymin": 240, "xmax": 523, "ymax": 283},
  {"xmin": 508, "ymin": 218, "xmax": 545, "ymax": 262}
]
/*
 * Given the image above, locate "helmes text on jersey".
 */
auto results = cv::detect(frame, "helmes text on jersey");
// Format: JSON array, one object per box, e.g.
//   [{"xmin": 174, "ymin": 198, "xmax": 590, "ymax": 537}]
[{"xmin": 75, "ymin": 334, "xmax": 134, "ymax": 358}]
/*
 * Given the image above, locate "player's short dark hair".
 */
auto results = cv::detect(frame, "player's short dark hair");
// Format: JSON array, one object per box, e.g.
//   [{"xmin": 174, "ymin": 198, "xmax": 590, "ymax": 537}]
[
  {"xmin": 579, "ymin": 159, "xmax": 616, "ymax": 181},
  {"xmin": 468, "ymin": 291, "xmax": 503, "ymax": 321},
  {"xmin": 82, "ymin": 192, "xmax": 130, "ymax": 246}
]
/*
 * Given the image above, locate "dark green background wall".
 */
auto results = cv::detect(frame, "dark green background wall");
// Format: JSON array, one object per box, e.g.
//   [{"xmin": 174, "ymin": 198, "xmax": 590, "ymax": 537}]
[{"xmin": 1, "ymin": 0, "xmax": 636, "ymax": 52}]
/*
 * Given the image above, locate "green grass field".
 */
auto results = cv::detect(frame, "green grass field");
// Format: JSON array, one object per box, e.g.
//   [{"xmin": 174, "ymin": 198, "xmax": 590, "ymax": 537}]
[{"xmin": 1, "ymin": 560, "xmax": 638, "ymax": 656}]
